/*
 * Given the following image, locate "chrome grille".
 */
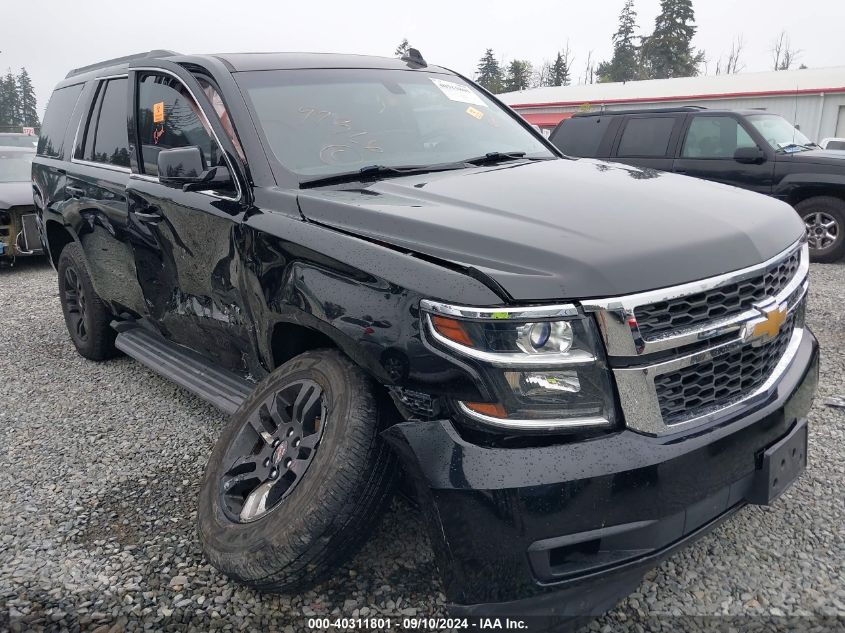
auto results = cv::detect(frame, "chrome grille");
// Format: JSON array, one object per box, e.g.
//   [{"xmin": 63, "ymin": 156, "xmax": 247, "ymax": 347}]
[
  {"xmin": 584, "ymin": 239, "xmax": 809, "ymax": 436},
  {"xmin": 635, "ymin": 249, "xmax": 801, "ymax": 340},
  {"xmin": 654, "ymin": 308, "xmax": 798, "ymax": 425}
]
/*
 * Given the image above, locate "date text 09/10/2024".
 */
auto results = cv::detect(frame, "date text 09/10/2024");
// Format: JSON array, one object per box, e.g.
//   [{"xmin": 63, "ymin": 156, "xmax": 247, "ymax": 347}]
[{"xmin": 306, "ymin": 618, "xmax": 529, "ymax": 630}]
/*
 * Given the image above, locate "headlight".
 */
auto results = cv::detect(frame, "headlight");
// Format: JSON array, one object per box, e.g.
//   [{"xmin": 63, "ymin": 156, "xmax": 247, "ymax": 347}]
[{"xmin": 421, "ymin": 300, "xmax": 617, "ymax": 432}]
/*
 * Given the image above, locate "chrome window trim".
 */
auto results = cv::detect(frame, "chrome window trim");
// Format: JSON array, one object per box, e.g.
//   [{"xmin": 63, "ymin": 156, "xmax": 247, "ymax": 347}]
[
  {"xmin": 456, "ymin": 402, "xmax": 612, "ymax": 431},
  {"xmin": 420, "ymin": 299, "xmax": 579, "ymax": 320},
  {"xmin": 421, "ymin": 313, "xmax": 596, "ymax": 367},
  {"xmin": 70, "ymin": 74, "xmax": 131, "ymax": 173},
  {"xmin": 131, "ymin": 66, "xmax": 243, "ymax": 203},
  {"xmin": 70, "ymin": 158, "xmax": 131, "ymax": 174},
  {"xmin": 582, "ymin": 238, "xmax": 807, "ymax": 357}
]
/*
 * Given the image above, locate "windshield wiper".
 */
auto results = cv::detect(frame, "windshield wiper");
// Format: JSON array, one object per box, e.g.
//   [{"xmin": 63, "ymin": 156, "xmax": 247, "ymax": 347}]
[
  {"xmin": 463, "ymin": 151, "xmax": 528, "ymax": 165},
  {"xmin": 300, "ymin": 163, "xmax": 468, "ymax": 188}
]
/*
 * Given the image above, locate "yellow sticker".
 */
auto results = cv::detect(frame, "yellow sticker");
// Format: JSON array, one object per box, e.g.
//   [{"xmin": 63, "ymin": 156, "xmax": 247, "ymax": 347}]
[
  {"xmin": 466, "ymin": 106, "xmax": 484, "ymax": 120},
  {"xmin": 153, "ymin": 101, "xmax": 165, "ymax": 124}
]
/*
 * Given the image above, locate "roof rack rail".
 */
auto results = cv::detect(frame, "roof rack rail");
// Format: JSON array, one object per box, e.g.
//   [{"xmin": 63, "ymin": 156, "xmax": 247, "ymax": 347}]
[
  {"xmin": 66, "ymin": 50, "xmax": 180, "ymax": 79},
  {"xmin": 574, "ymin": 105, "xmax": 709, "ymax": 117}
]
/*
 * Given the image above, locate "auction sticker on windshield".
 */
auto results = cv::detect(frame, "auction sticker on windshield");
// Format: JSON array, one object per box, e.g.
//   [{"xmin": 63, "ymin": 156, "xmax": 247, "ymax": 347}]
[{"xmin": 430, "ymin": 78, "xmax": 487, "ymax": 107}]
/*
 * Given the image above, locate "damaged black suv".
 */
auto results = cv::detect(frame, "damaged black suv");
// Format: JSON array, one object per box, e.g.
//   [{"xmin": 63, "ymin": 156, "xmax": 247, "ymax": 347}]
[{"xmin": 33, "ymin": 49, "xmax": 818, "ymax": 621}]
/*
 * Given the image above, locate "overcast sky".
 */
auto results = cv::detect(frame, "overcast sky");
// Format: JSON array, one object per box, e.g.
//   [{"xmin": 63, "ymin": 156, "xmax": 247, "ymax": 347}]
[{"xmin": 4, "ymin": 0, "xmax": 844, "ymax": 117}]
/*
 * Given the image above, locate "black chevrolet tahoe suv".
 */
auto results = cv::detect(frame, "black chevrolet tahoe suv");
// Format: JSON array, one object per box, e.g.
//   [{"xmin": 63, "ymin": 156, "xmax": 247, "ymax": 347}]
[
  {"xmin": 550, "ymin": 106, "xmax": 845, "ymax": 263},
  {"xmin": 33, "ymin": 50, "xmax": 818, "ymax": 623}
]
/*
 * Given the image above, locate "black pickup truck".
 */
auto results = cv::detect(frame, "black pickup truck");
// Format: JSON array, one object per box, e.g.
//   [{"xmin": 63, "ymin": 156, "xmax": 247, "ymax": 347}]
[
  {"xmin": 33, "ymin": 50, "xmax": 818, "ymax": 623},
  {"xmin": 550, "ymin": 106, "xmax": 845, "ymax": 262}
]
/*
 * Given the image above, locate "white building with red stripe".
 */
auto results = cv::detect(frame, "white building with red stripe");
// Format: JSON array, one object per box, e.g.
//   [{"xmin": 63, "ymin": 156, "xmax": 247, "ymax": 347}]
[{"xmin": 499, "ymin": 66, "xmax": 845, "ymax": 142}]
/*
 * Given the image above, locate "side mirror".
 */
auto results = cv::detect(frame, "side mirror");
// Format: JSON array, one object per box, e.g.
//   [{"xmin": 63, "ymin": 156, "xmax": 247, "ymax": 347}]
[
  {"xmin": 157, "ymin": 146, "xmax": 234, "ymax": 192},
  {"xmin": 158, "ymin": 147, "xmax": 206, "ymax": 183},
  {"xmin": 734, "ymin": 146, "xmax": 766, "ymax": 164}
]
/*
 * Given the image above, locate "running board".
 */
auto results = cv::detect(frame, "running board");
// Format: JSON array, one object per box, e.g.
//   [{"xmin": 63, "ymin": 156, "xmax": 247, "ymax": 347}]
[{"xmin": 113, "ymin": 323, "xmax": 254, "ymax": 415}]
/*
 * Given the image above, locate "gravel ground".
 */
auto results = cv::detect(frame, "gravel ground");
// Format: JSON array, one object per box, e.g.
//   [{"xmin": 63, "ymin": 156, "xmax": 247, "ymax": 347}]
[{"xmin": 0, "ymin": 257, "xmax": 843, "ymax": 633}]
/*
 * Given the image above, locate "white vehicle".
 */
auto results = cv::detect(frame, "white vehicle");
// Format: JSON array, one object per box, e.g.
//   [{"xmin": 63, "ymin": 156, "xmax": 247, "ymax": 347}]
[{"xmin": 819, "ymin": 138, "xmax": 845, "ymax": 151}]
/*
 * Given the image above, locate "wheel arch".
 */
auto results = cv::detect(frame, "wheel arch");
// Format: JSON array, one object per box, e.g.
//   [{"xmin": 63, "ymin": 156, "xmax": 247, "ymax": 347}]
[
  {"xmin": 777, "ymin": 175, "xmax": 845, "ymax": 207},
  {"xmin": 44, "ymin": 219, "xmax": 77, "ymax": 268},
  {"xmin": 270, "ymin": 320, "xmax": 338, "ymax": 370}
]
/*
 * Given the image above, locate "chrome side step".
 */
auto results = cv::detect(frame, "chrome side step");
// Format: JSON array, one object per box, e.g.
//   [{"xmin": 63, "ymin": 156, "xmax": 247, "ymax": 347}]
[{"xmin": 113, "ymin": 322, "xmax": 254, "ymax": 415}]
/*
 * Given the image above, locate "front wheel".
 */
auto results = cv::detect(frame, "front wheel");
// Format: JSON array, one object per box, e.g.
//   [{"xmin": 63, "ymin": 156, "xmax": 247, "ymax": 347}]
[
  {"xmin": 198, "ymin": 349, "xmax": 397, "ymax": 592},
  {"xmin": 797, "ymin": 196, "xmax": 845, "ymax": 262}
]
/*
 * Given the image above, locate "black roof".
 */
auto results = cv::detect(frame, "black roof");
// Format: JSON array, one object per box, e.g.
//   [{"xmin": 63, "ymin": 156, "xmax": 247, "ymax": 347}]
[
  {"xmin": 572, "ymin": 106, "xmax": 771, "ymax": 117},
  {"xmin": 214, "ymin": 52, "xmax": 446, "ymax": 73},
  {"xmin": 61, "ymin": 50, "xmax": 449, "ymax": 86}
]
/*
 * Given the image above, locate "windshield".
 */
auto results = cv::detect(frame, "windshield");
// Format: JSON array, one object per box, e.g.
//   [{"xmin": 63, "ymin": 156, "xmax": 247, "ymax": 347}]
[
  {"xmin": 0, "ymin": 134, "xmax": 39, "ymax": 148},
  {"xmin": 235, "ymin": 68, "xmax": 553, "ymax": 179},
  {"xmin": 746, "ymin": 114, "xmax": 813, "ymax": 152},
  {"xmin": 0, "ymin": 151, "xmax": 34, "ymax": 183}
]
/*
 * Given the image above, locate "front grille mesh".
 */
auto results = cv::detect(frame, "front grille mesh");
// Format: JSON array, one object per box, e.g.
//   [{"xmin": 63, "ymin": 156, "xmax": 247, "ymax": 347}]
[
  {"xmin": 635, "ymin": 249, "xmax": 801, "ymax": 340},
  {"xmin": 654, "ymin": 310, "xmax": 798, "ymax": 425}
]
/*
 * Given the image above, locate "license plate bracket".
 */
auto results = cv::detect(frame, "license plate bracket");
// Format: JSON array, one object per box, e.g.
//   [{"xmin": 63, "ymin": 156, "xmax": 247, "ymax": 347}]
[{"xmin": 748, "ymin": 418, "xmax": 808, "ymax": 505}]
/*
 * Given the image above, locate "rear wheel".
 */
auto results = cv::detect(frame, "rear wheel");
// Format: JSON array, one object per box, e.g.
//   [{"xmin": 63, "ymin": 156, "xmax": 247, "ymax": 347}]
[
  {"xmin": 57, "ymin": 242, "xmax": 118, "ymax": 360},
  {"xmin": 198, "ymin": 349, "xmax": 397, "ymax": 592},
  {"xmin": 797, "ymin": 196, "xmax": 845, "ymax": 262}
]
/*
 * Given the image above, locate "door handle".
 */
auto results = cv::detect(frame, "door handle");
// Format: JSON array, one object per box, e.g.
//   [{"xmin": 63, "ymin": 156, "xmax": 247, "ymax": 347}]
[
  {"xmin": 66, "ymin": 186, "xmax": 85, "ymax": 198},
  {"xmin": 133, "ymin": 208, "xmax": 163, "ymax": 222}
]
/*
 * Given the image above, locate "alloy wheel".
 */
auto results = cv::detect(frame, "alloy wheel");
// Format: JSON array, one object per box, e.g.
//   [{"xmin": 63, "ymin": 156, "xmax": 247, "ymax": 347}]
[
  {"xmin": 63, "ymin": 266, "xmax": 88, "ymax": 342},
  {"xmin": 803, "ymin": 211, "xmax": 839, "ymax": 251},
  {"xmin": 220, "ymin": 380, "xmax": 327, "ymax": 523}
]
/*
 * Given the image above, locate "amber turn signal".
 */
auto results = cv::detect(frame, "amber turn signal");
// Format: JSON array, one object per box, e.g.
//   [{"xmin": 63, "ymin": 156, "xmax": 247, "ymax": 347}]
[
  {"xmin": 430, "ymin": 315, "xmax": 474, "ymax": 347},
  {"xmin": 463, "ymin": 402, "xmax": 508, "ymax": 418}
]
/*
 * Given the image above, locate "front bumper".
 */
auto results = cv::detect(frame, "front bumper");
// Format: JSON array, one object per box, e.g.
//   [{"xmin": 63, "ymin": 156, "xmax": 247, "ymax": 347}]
[{"xmin": 383, "ymin": 328, "xmax": 819, "ymax": 617}]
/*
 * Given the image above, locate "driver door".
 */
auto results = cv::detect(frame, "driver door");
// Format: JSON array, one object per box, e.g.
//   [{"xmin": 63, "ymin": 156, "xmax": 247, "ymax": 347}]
[
  {"xmin": 672, "ymin": 114, "xmax": 774, "ymax": 194},
  {"xmin": 124, "ymin": 62, "xmax": 252, "ymax": 372}
]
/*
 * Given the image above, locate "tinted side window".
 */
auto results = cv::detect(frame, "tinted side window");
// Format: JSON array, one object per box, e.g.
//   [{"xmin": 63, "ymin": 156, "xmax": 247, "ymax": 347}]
[
  {"xmin": 550, "ymin": 116, "xmax": 612, "ymax": 158},
  {"xmin": 682, "ymin": 116, "xmax": 755, "ymax": 159},
  {"xmin": 77, "ymin": 79, "xmax": 130, "ymax": 167},
  {"xmin": 136, "ymin": 73, "xmax": 221, "ymax": 177},
  {"xmin": 37, "ymin": 83, "xmax": 84, "ymax": 158},
  {"xmin": 90, "ymin": 79, "xmax": 130, "ymax": 167},
  {"xmin": 616, "ymin": 117, "xmax": 676, "ymax": 158}
]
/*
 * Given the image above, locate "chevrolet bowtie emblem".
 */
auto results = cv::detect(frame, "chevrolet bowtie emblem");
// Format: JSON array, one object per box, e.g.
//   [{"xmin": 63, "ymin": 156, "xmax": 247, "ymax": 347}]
[{"xmin": 751, "ymin": 303, "xmax": 788, "ymax": 341}]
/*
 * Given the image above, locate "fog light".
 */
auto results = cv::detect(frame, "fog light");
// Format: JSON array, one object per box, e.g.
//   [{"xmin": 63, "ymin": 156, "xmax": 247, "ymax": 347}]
[{"xmin": 505, "ymin": 370, "xmax": 581, "ymax": 396}]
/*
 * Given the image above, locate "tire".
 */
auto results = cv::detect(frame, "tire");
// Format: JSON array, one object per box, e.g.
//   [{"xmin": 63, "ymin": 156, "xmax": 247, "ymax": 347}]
[
  {"xmin": 198, "ymin": 349, "xmax": 397, "ymax": 592},
  {"xmin": 57, "ymin": 242, "xmax": 118, "ymax": 361},
  {"xmin": 796, "ymin": 196, "xmax": 845, "ymax": 263}
]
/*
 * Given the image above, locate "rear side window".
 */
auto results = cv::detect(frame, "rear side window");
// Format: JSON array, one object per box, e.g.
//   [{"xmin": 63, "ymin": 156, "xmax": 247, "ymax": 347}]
[
  {"xmin": 550, "ymin": 116, "xmax": 612, "ymax": 158},
  {"xmin": 136, "ymin": 72, "xmax": 222, "ymax": 177},
  {"xmin": 616, "ymin": 117, "xmax": 676, "ymax": 158},
  {"xmin": 37, "ymin": 83, "xmax": 84, "ymax": 158},
  {"xmin": 77, "ymin": 78, "xmax": 130, "ymax": 168}
]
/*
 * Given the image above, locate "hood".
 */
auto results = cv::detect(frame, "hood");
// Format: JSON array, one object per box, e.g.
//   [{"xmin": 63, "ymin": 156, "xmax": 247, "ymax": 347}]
[
  {"xmin": 784, "ymin": 148, "xmax": 845, "ymax": 166},
  {"xmin": 0, "ymin": 181, "xmax": 34, "ymax": 210},
  {"xmin": 297, "ymin": 159, "xmax": 804, "ymax": 301}
]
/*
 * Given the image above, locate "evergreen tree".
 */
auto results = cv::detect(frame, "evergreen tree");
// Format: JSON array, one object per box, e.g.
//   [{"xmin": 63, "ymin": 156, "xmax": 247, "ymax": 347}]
[
  {"xmin": 504, "ymin": 60, "xmax": 533, "ymax": 92},
  {"xmin": 0, "ymin": 75, "xmax": 8, "ymax": 127},
  {"xmin": 640, "ymin": 0, "xmax": 703, "ymax": 79},
  {"xmin": 0, "ymin": 69, "xmax": 22, "ymax": 127},
  {"xmin": 549, "ymin": 46, "xmax": 573, "ymax": 86},
  {"xmin": 395, "ymin": 39, "xmax": 411, "ymax": 57},
  {"xmin": 17, "ymin": 68, "xmax": 39, "ymax": 128},
  {"xmin": 476, "ymin": 49, "xmax": 503, "ymax": 93},
  {"xmin": 598, "ymin": 0, "xmax": 641, "ymax": 82}
]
